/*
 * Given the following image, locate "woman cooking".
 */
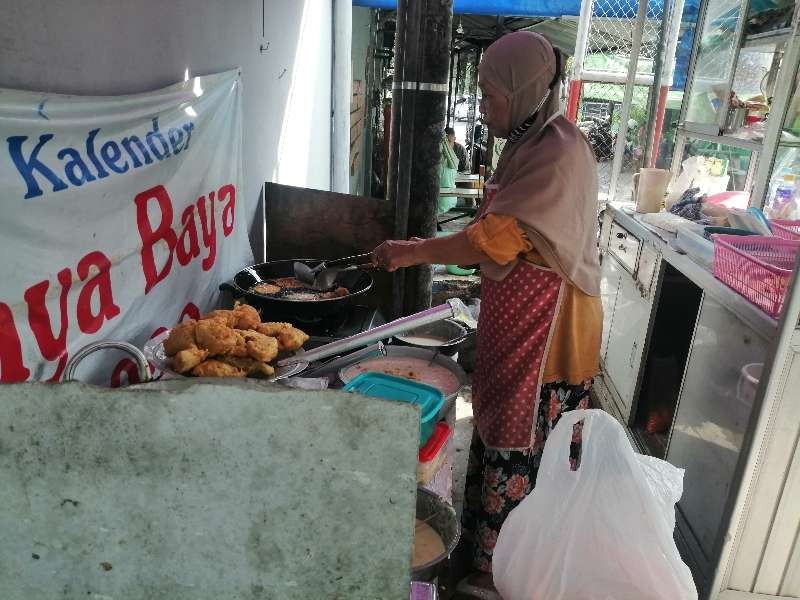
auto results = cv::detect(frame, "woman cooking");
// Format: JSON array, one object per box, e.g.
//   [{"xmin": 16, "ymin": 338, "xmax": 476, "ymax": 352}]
[{"xmin": 372, "ymin": 32, "xmax": 602, "ymax": 597}]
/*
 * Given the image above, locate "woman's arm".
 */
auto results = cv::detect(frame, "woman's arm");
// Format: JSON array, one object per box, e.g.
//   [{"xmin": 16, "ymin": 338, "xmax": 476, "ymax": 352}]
[{"xmin": 372, "ymin": 230, "xmax": 488, "ymax": 272}]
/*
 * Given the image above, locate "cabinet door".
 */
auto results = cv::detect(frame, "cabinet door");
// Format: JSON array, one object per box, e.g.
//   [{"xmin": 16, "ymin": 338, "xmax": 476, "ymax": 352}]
[
  {"xmin": 604, "ymin": 260, "xmax": 653, "ymax": 415},
  {"xmin": 667, "ymin": 295, "xmax": 768, "ymax": 559},
  {"xmin": 600, "ymin": 254, "xmax": 622, "ymax": 359}
]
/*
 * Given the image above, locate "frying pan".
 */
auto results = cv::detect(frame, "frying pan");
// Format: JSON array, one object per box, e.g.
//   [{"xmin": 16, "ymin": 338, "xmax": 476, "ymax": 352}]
[{"xmin": 219, "ymin": 259, "xmax": 374, "ymax": 320}]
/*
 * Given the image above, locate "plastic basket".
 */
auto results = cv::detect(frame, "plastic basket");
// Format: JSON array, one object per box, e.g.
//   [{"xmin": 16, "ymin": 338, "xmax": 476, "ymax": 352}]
[
  {"xmin": 713, "ymin": 234, "xmax": 800, "ymax": 318},
  {"xmin": 771, "ymin": 220, "xmax": 800, "ymax": 240}
]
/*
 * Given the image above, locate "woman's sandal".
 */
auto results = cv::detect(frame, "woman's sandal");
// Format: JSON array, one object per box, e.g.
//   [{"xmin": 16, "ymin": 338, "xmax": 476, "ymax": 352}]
[{"xmin": 455, "ymin": 573, "xmax": 503, "ymax": 600}]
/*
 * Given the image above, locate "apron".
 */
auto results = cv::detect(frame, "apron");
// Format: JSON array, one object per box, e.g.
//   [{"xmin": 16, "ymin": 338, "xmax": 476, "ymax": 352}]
[{"xmin": 472, "ymin": 175, "xmax": 564, "ymax": 450}]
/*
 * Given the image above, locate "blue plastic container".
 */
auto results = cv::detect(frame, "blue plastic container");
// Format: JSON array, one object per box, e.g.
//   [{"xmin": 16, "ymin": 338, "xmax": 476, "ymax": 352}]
[{"xmin": 343, "ymin": 372, "xmax": 444, "ymax": 446}]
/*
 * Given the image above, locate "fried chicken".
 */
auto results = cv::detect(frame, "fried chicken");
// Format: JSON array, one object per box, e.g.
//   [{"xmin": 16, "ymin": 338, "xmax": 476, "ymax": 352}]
[
  {"xmin": 201, "ymin": 310, "xmax": 238, "ymax": 328},
  {"xmin": 320, "ymin": 287, "xmax": 349, "ymax": 299},
  {"xmin": 195, "ymin": 320, "xmax": 240, "ymax": 355},
  {"xmin": 226, "ymin": 330, "xmax": 250, "ymax": 358},
  {"xmin": 236, "ymin": 329, "xmax": 280, "ymax": 362},
  {"xmin": 191, "ymin": 359, "xmax": 246, "ymax": 378},
  {"xmin": 252, "ymin": 283, "xmax": 282, "ymax": 296},
  {"xmin": 271, "ymin": 277, "xmax": 306, "ymax": 290},
  {"xmin": 172, "ymin": 347, "xmax": 209, "ymax": 373},
  {"xmin": 232, "ymin": 302, "xmax": 261, "ymax": 330},
  {"xmin": 256, "ymin": 322, "xmax": 293, "ymax": 337},
  {"xmin": 163, "ymin": 320, "xmax": 198, "ymax": 356},
  {"xmin": 219, "ymin": 356, "xmax": 276, "ymax": 378},
  {"xmin": 276, "ymin": 327, "xmax": 310, "ymax": 352}
]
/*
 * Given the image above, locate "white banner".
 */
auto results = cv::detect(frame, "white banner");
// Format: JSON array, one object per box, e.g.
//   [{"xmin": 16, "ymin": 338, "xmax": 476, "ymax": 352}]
[{"xmin": 0, "ymin": 70, "xmax": 253, "ymax": 385}]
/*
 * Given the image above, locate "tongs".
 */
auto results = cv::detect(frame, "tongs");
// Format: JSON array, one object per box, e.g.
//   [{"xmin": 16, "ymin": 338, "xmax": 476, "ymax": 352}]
[{"xmin": 294, "ymin": 253, "xmax": 374, "ymax": 290}]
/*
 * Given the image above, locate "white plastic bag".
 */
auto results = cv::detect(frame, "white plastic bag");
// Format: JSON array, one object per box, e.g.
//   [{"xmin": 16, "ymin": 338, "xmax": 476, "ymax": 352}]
[
  {"xmin": 667, "ymin": 156, "xmax": 730, "ymax": 206},
  {"xmin": 492, "ymin": 409, "xmax": 697, "ymax": 600}
]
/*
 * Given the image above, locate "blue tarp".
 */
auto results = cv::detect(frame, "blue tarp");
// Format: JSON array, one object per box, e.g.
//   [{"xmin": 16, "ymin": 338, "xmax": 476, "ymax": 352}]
[
  {"xmin": 352, "ymin": 0, "xmax": 699, "ymax": 90},
  {"xmin": 352, "ymin": 0, "xmax": 699, "ymax": 20}
]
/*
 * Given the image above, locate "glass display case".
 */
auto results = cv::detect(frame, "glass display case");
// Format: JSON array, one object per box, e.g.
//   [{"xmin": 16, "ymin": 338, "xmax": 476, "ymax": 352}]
[{"xmin": 677, "ymin": 0, "xmax": 800, "ymax": 209}]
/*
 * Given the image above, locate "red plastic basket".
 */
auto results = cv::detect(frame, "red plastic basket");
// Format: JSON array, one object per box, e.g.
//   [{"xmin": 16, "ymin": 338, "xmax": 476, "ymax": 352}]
[
  {"xmin": 771, "ymin": 220, "xmax": 800, "ymax": 240},
  {"xmin": 713, "ymin": 234, "xmax": 800, "ymax": 318}
]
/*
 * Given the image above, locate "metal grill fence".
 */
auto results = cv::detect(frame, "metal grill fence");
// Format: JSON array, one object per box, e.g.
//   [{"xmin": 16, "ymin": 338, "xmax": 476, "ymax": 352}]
[{"xmin": 577, "ymin": 0, "xmax": 663, "ymax": 201}]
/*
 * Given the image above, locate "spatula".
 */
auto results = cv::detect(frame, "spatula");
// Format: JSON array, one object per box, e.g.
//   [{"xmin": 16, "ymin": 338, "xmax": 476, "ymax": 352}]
[{"xmin": 294, "ymin": 253, "xmax": 374, "ymax": 290}]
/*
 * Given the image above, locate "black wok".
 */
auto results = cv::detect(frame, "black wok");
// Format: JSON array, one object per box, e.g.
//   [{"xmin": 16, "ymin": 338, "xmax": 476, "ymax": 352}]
[{"xmin": 220, "ymin": 259, "xmax": 374, "ymax": 320}]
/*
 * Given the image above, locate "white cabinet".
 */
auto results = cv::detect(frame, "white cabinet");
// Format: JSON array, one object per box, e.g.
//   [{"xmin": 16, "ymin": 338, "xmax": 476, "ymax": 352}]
[
  {"xmin": 604, "ymin": 259, "xmax": 653, "ymax": 416},
  {"xmin": 600, "ymin": 254, "xmax": 622, "ymax": 359}
]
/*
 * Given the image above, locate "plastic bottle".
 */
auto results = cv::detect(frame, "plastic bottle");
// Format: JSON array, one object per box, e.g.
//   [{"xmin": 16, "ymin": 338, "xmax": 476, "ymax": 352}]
[{"xmin": 772, "ymin": 172, "xmax": 795, "ymax": 214}]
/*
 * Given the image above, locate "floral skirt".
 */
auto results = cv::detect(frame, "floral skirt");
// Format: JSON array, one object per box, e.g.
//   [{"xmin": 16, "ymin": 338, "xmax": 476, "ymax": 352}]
[{"xmin": 461, "ymin": 379, "xmax": 592, "ymax": 573}]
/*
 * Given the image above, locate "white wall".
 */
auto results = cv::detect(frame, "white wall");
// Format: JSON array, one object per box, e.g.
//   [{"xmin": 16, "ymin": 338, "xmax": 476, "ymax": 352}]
[{"xmin": 0, "ymin": 0, "xmax": 333, "ymax": 227}]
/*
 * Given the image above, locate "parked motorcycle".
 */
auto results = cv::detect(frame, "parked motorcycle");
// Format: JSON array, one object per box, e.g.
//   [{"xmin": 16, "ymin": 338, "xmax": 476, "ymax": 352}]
[{"xmin": 579, "ymin": 116, "xmax": 615, "ymax": 161}]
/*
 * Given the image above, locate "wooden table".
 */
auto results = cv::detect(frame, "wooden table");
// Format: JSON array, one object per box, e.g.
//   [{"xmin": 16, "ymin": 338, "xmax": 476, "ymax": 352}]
[{"xmin": 439, "ymin": 187, "xmax": 483, "ymax": 198}]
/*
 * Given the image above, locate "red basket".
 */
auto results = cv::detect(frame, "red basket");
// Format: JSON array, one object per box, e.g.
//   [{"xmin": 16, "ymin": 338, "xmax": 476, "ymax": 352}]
[
  {"xmin": 713, "ymin": 234, "xmax": 800, "ymax": 318},
  {"xmin": 771, "ymin": 220, "xmax": 800, "ymax": 240}
]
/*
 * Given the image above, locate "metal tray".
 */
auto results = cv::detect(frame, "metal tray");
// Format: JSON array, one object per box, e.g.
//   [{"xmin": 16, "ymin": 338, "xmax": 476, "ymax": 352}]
[{"xmin": 143, "ymin": 329, "xmax": 309, "ymax": 382}]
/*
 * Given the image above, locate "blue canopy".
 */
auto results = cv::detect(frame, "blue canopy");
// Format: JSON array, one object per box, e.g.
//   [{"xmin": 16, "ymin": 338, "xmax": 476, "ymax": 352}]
[
  {"xmin": 352, "ymin": 0, "xmax": 698, "ymax": 20},
  {"xmin": 352, "ymin": 0, "xmax": 699, "ymax": 90}
]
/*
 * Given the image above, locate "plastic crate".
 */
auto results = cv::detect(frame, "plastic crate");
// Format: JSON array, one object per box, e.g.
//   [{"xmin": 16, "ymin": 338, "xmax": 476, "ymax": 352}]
[
  {"xmin": 771, "ymin": 220, "xmax": 800, "ymax": 240},
  {"xmin": 713, "ymin": 234, "xmax": 800, "ymax": 318}
]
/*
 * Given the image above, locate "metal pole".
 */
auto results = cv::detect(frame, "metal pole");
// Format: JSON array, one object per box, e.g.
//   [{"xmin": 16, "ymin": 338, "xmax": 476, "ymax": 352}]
[
  {"xmin": 643, "ymin": 0, "xmax": 674, "ymax": 168},
  {"xmin": 363, "ymin": 10, "xmax": 378, "ymax": 197},
  {"xmin": 446, "ymin": 50, "xmax": 455, "ymax": 127},
  {"xmin": 608, "ymin": 0, "xmax": 649, "ymax": 201},
  {"xmin": 386, "ymin": 0, "xmax": 453, "ymax": 317},
  {"xmin": 572, "ymin": 0, "xmax": 594, "ymax": 79},
  {"xmin": 331, "ymin": 0, "xmax": 353, "ymax": 193},
  {"xmin": 402, "ymin": 0, "xmax": 453, "ymax": 315},
  {"xmin": 467, "ymin": 47, "xmax": 482, "ymax": 171}
]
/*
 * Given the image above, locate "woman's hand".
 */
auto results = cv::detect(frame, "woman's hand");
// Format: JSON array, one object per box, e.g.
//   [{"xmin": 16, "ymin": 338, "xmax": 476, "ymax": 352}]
[{"xmin": 371, "ymin": 239, "xmax": 423, "ymax": 272}]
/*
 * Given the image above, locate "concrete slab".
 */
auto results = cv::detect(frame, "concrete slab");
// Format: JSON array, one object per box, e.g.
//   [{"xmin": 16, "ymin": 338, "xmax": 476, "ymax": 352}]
[{"xmin": 0, "ymin": 380, "xmax": 419, "ymax": 599}]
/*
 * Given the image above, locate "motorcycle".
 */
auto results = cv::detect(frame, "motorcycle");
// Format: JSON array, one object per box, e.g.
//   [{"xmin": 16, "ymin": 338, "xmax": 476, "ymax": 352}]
[{"xmin": 579, "ymin": 115, "xmax": 615, "ymax": 161}]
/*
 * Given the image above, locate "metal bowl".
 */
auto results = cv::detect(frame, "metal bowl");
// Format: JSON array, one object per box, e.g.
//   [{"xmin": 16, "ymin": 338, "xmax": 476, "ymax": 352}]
[
  {"xmin": 338, "ymin": 346, "xmax": 466, "ymax": 417},
  {"xmin": 412, "ymin": 488, "xmax": 461, "ymax": 582},
  {"xmin": 393, "ymin": 319, "xmax": 469, "ymax": 356}
]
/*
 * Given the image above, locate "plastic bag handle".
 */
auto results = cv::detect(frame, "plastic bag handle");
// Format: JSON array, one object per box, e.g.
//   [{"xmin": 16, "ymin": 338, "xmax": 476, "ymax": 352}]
[{"xmin": 537, "ymin": 409, "xmax": 595, "ymax": 478}]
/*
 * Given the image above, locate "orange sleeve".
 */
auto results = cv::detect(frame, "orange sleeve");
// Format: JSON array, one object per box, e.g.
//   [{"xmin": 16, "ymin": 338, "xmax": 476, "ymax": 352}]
[{"xmin": 465, "ymin": 214, "xmax": 534, "ymax": 266}]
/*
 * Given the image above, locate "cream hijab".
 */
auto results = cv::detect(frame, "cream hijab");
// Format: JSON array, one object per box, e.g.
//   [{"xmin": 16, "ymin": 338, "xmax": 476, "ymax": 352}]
[{"xmin": 477, "ymin": 32, "xmax": 600, "ymax": 297}]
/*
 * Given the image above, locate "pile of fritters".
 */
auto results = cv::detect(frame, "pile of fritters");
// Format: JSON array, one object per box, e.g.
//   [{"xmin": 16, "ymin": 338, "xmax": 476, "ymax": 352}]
[{"xmin": 162, "ymin": 303, "xmax": 309, "ymax": 378}]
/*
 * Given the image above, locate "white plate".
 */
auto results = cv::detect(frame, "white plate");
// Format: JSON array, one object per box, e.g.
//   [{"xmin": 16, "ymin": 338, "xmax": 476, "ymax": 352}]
[{"xmin": 143, "ymin": 329, "xmax": 309, "ymax": 382}]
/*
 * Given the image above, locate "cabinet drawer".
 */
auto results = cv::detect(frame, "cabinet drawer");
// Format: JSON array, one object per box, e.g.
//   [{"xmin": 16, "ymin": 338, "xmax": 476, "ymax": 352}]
[
  {"xmin": 608, "ymin": 223, "xmax": 641, "ymax": 273},
  {"xmin": 636, "ymin": 244, "xmax": 659, "ymax": 298}
]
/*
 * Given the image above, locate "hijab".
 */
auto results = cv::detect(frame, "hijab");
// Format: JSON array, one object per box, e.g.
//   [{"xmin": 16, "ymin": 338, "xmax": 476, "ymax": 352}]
[
  {"xmin": 476, "ymin": 32, "xmax": 601, "ymax": 297},
  {"xmin": 441, "ymin": 134, "xmax": 458, "ymax": 171}
]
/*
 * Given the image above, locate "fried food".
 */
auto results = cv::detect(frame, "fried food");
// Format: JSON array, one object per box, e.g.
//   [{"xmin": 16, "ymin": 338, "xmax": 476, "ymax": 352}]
[
  {"xmin": 227, "ymin": 330, "xmax": 250, "ymax": 358},
  {"xmin": 252, "ymin": 283, "xmax": 282, "ymax": 296},
  {"xmin": 276, "ymin": 327, "xmax": 310, "ymax": 352},
  {"xmin": 236, "ymin": 329, "xmax": 280, "ymax": 362},
  {"xmin": 163, "ymin": 309, "xmax": 307, "ymax": 379},
  {"xmin": 271, "ymin": 277, "xmax": 305, "ymax": 290},
  {"xmin": 256, "ymin": 322, "xmax": 293, "ymax": 337},
  {"xmin": 163, "ymin": 320, "xmax": 197, "ymax": 356},
  {"xmin": 172, "ymin": 347, "xmax": 209, "ymax": 373},
  {"xmin": 219, "ymin": 356, "xmax": 276, "ymax": 378},
  {"xmin": 320, "ymin": 287, "xmax": 349, "ymax": 299},
  {"xmin": 191, "ymin": 359, "xmax": 246, "ymax": 378},
  {"xmin": 201, "ymin": 310, "xmax": 238, "ymax": 328},
  {"xmin": 195, "ymin": 320, "xmax": 240, "ymax": 355},
  {"xmin": 232, "ymin": 302, "xmax": 261, "ymax": 330}
]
